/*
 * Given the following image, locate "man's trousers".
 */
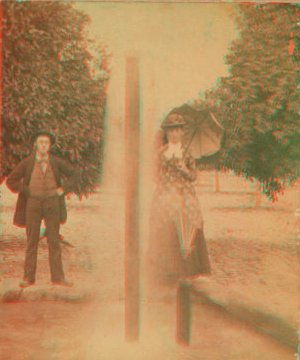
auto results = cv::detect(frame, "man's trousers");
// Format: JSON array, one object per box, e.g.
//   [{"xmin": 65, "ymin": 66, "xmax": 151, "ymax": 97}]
[{"xmin": 24, "ymin": 196, "xmax": 65, "ymax": 282}]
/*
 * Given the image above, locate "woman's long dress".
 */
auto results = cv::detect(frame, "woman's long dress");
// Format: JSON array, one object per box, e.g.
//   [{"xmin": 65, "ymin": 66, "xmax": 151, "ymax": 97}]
[{"xmin": 147, "ymin": 144, "xmax": 211, "ymax": 285}]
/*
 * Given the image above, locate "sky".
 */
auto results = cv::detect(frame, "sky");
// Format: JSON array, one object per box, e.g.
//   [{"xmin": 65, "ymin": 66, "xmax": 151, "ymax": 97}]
[
  {"xmin": 74, "ymin": 2, "xmax": 239, "ymax": 192},
  {"xmin": 75, "ymin": 2, "xmax": 238, "ymax": 124}
]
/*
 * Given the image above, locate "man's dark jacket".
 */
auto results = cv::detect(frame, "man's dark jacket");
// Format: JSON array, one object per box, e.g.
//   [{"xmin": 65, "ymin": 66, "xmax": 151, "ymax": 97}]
[{"xmin": 6, "ymin": 152, "xmax": 80, "ymax": 227}]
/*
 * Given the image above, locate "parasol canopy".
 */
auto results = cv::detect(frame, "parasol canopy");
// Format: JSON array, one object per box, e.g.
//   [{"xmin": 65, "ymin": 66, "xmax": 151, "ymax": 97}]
[{"xmin": 169, "ymin": 104, "xmax": 224, "ymax": 159}]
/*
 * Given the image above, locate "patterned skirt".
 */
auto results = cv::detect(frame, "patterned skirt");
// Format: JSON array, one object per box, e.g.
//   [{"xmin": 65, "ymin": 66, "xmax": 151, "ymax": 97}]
[{"xmin": 146, "ymin": 187, "xmax": 211, "ymax": 285}]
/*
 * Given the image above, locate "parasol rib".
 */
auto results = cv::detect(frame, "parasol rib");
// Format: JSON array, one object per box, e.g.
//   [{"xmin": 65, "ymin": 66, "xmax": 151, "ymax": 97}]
[
  {"xmin": 197, "ymin": 128, "xmax": 202, "ymax": 156},
  {"xmin": 209, "ymin": 111, "xmax": 224, "ymax": 130},
  {"xmin": 199, "ymin": 127, "xmax": 220, "ymax": 146},
  {"xmin": 184, "ymin": 129, "xmax": 198, "ymax": 157},
  {"xmin": 168, "ymin": 105, "xmax": 224, "ymax": 159}
]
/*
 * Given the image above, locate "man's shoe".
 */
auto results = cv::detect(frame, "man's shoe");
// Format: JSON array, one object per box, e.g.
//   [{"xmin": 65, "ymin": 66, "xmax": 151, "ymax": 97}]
[
  {"xmin": 19, "ymin": 280, "xmax": 35, "ymax": 288},
  {"xmin": 52, "ymin": 280, "xmax": 73, "ymax": 287}
]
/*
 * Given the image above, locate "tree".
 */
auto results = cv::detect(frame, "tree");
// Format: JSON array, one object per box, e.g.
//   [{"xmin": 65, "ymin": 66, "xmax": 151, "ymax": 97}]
[
  {"xmin": 204, "ymin": 3, "xmax": 300, "ymax": 201},
  {"xmin": 1, "ymin": 1, "xmax": 110, "ymax": 198}
]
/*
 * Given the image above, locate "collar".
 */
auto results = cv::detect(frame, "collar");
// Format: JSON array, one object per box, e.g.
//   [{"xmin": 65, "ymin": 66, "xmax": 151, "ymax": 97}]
[
  {"xmin": 36, "ymin": 154, "xmax": 49, "ymax": 162},
  {"xmin": 167, "ymin": 142, "xmax": 182, "ymax": 151}
]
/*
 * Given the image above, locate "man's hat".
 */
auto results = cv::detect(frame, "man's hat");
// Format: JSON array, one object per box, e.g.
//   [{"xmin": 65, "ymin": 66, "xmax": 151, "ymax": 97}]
[
  {"xmin": 32, "ymin": 130, "xmax": 56, "ymax": 145},
  {"xmin": 161, "ymin": 114, "xmax": 186, "ymax": 128}
]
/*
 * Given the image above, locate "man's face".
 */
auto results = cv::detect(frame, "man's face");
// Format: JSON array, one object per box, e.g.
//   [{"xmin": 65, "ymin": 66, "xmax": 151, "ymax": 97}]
[
  {"xmin": 166, "ymin": 127, "xmax": 183, "ymax": 144},
  {"xmin": 35, "ymin": 135, "xmax": 51, "ymax": 155}
]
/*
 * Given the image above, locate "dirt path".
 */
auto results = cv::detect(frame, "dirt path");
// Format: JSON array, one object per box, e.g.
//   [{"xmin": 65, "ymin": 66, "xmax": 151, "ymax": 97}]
[{"xmin": 0, "ymin": 298, "xmax": 294, "ymax": 360}]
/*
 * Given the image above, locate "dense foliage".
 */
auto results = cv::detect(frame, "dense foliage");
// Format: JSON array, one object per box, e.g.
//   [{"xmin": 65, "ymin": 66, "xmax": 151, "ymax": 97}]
[
  {"xmin": 1, "ymin": 1, "xmax": 110, "ymax": 197},
  {"xmin": 203, "ymin": 4, "xmax": 300, "ymax": 201}
]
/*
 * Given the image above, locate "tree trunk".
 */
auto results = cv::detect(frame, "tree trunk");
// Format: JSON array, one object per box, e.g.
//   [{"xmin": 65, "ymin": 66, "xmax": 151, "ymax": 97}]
[
  {"xmin": 215, "ymin": 171, "xmax": 220, "ymax": 192},
  {"xmin": 255, "ymin": 181, "xmax": 262, "ymax": 207}
]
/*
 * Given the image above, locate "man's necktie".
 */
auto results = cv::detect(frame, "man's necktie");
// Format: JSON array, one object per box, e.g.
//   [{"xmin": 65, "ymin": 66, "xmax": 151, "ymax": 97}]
[{"xmin": 37, "ymin": 158, "xmax": 49, "ymax": 174}]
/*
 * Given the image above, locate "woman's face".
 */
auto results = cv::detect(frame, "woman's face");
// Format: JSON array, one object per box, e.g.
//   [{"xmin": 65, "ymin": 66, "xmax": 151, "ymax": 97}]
[{"xmin": 166, "ymin": 127, "xmax": 183, "ymax": 144}]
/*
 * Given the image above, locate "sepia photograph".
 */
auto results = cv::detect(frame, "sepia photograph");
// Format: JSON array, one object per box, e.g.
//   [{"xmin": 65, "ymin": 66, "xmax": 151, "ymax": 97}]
[{"xmin": 0, "ymin": 1, "xmax": 299, "ymax": 359}]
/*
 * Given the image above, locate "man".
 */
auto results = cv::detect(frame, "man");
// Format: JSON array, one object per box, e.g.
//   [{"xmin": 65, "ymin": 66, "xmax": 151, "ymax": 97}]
[{"xmin": 6, "ymin": 130, "xmax": 80, "ymax": 288}]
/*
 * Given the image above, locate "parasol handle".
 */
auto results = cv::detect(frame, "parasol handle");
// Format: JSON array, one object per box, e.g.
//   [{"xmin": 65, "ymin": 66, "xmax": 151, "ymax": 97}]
[{"xmin": 182, "ymin": 129, "xmax": 197, "ymax": 161}]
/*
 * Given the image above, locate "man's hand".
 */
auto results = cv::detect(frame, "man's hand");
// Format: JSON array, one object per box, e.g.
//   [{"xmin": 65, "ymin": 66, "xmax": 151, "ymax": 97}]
[{"xmin": 57, "ymin": 187, "xmax": 64, "ymax": 196}]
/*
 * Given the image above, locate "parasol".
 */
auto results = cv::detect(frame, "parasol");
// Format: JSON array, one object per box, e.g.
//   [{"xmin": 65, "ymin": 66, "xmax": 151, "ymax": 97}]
[{"xmin": 169, "ymin": 104, "xmax": 224, "ymax": 159}]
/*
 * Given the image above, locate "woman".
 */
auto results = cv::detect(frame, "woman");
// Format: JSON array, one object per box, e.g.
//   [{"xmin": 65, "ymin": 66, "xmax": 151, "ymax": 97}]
[{"xmin": 147, "ymin": 114, "xmax": 211, "ymax": 285}]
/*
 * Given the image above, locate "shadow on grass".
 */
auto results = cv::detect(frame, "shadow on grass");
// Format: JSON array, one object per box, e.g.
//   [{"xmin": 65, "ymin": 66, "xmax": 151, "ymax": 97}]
[
  {"xmin": 211, "ymin": 205, "xmax": 292, "ymax": 212},
  {"xmin": 67, "ymin": 203, "xmax": 101, "ymax": 211},
  {"xmin": 197, "ymin": 189, "xmax": 254, "ymax": 196},
  {"xmin": 0, "ymin": 235, "xmax": 25, "ymax": 251},
  {"xmin": 1, "ymin": 287, "xmax": 91, "ymax": 302}
]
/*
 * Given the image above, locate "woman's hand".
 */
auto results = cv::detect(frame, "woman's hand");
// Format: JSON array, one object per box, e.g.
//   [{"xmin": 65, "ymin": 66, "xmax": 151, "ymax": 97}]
[
  {"xmin": 176, "ymin": 158, "xmax": 190, "ymax": 174},
  {"xmin": 57, "ymin": 187, "xmax": 64, "ymax": 196},
  {"xmin": 179, "ymin": 155, "xmax": 197, "ymax": 181}
]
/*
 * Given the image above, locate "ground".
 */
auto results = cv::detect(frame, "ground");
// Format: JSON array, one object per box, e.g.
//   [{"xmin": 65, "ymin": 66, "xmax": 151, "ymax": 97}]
[
  {"xmin": 0, "ymin": 171, "xmax": 298, "ymax": 359},
  {"xmin": 196, "ymin": 172, "xmax": 299, "ymax": 332}
]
